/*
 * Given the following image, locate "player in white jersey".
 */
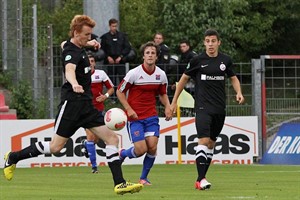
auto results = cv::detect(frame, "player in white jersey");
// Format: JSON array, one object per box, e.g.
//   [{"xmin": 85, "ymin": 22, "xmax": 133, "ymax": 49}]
[
  {"xmin": 117, "ymin": 41, "xmax": 173, "ymax": 185},
  {"xmin": 81, "ymin": 54, "xmax": 114, "ymax": 173}
]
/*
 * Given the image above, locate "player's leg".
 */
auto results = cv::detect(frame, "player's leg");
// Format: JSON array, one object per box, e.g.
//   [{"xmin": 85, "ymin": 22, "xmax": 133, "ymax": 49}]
[
  {"xmin": 194, "ymin": 111, "xmax": 212, "ymax": 190},
  {"xmin": 4, "ymin": 134, "xmax": 68, "ymax": 181},
  {"xmin": 84, "ymin": 129, "xmax": 98, "ymax": 173},
  {"xmin": 3, "ymin": 100, "xmax": 79, "ymax": 181},
  {"xmin": 119, "ymin": 120, "xmax": 147, "ymax": 160},
  {"xmin": 204, "ymin": 114, "xmax": 225, "ymax": 176},
  {"xmin": 139, "ymin": 116, "xmax": 160, "ymax": 185},
  {"xmin": 89, "ymin": 125, "xmax": 143, "ymax": 194},
  {"xmin": 139, "ymin": 136, "xmax": 158, "ymax": 185}
]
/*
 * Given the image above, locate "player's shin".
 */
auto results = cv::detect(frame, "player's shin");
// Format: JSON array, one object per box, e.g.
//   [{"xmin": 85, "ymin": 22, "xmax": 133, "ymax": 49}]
[
  {"xmin": 9, "ymin": 141, "xmax": 50, "ymax": 164},
  {"xmin": 106, "ymin": 145, "xmax": 125, "ymax": 185},
  {"xmin": 195, "ymin": 145, "xmax": 208, "ymax": 181}
]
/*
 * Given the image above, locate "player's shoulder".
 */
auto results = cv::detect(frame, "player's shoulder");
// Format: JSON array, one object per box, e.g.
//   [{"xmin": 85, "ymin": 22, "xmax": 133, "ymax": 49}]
[
  {"xmin": 94, "ymin": 69, "xmax": 107, "ymax": 75},
  {"xmin": 218, "ymin": 52, "xmax": 232, "ymax": 60}
]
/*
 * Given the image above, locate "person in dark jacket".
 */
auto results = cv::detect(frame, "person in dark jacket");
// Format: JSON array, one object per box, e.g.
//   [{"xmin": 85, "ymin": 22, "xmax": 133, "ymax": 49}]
[
  {"xmin": 100, "ymin": 18, "xmax": 134, "ymax": 84},
  {"xmin": 153, "ymin": 32, "xmax": 170, "ymax": 71}
]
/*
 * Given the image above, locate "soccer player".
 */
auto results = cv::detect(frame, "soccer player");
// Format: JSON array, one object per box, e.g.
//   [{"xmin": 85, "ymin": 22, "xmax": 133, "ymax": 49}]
[
  {"xmin": 116, "ymin": 41, "xmax": 173, "ymax": 185},
  {"xmin": 3, "ymin": 14, "xmax": 143, "ymax": 195},
  {"xmin": 170, "ymin": 29, "xmax": 244, "ymax": 190},
  {"xmin": 81, "ymin": 53, "xmax": 114, "ymax": 174}
]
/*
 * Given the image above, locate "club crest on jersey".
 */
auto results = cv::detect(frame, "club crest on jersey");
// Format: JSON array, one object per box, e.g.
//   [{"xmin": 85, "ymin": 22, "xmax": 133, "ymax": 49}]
[
  {"xmin": 220, "ymin": 63, "xmax": 226, "ymax": 71},
  {"xmin": 95, "ymin": 75, "xmax": 100, "ymax": 79},
  {"xmin": 65, "ymin": 55, "xmax": 71, "ymax": 61},
  {"xmin": 156, "ymin": 74, "xmax": 160, "ymax": 80}
]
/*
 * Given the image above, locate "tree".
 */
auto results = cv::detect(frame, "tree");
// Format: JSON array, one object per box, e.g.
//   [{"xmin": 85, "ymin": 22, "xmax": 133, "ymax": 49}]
[{"xmin": 119, "ymin": 0, "xmax": 162, "ymax": 61}]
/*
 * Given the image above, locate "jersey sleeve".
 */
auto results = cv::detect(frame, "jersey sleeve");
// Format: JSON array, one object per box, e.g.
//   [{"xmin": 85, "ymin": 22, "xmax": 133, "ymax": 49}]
[
  {"xmin": 62, "ymin": 47, "xmax": 80, "ymax": 67},
  {"xmin": 184, "ymin": 56, "xmax": 199, "ymax": 79},
  {"xmin": 117, "ymin": 69, "xmax": 135, "ymax": 93},
  {"xmin": 100, "ymin": 71, "xmax": 114, "ymax": 89},
  {"xmin": 225, "ymin": 58, "xmax": 236, "ymax": 78},
  {"xmin": 158, "ymin": 70, "xmax": 168, "ymax": 95}
]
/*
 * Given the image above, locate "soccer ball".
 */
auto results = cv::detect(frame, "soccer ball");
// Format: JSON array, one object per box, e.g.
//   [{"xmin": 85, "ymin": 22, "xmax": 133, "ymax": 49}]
[{"xmin": 104, "ymin": 108, "xmax": 127, "ymax": 131}]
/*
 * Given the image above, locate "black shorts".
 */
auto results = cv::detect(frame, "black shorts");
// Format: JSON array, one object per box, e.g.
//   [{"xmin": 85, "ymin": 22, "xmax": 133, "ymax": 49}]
[
  {"xmin": 54, "ymin": 100, "xmax": 104, "ymax": 138},
  {"xmin": 195, "ymin": 111, "xmax": 225, "ymax": 141}
]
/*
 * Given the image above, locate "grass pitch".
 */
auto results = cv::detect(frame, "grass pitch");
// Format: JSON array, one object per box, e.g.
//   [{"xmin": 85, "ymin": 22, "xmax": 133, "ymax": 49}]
[{"xmin": 1, "ymin": 164, "xmax": 299, "ymax": 200}]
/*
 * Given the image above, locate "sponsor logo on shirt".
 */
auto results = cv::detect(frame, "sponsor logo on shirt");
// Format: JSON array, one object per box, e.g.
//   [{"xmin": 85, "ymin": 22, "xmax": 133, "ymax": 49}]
[
  {"xmin": 201, "ymin": 64, "xmax": 208, "ymax": 68},
  {"xmin": 119, "ymin": 81, "xmax": 127, "ymax": 92},
  {"xmin": 139, "ymin": 76, "xmax": 144, "ymax": 80},
  {"xmin": 201, "ymin": 74, "xmax": 224, "ymax": 80}
]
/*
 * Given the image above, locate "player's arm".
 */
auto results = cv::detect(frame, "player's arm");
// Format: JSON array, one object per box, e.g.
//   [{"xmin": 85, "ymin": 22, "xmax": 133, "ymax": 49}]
[
  {"xmin": 86, "ymin": 39, "xmax": 100, "ymax": 50},
  {"xmin": 116, "ymin": 81, "xmax": 138, "ymax": 119},
  {"xmin": 96, "ymin": 87, "xmax": 114, "ymax": 102},
  {"xmin": 65, "ymin": 63, "xmax": 84, "ymax": 93},
  {"xmin": 230, "ymin": 76, "xmax": 244, "ymax": 104},
  {"xmin": 170, "ymin": 73, "xmax": 190, "ymax": 113},
  {"xmin": 159, "ymin": 93, "xmax": 172, "ymax": 121}
]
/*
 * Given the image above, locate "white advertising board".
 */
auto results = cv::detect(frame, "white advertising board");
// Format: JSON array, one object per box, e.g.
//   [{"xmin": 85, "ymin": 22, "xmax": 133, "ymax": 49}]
[{"xmin": 0, "ymin": 116, "xmax": 258, "ymax": 168}]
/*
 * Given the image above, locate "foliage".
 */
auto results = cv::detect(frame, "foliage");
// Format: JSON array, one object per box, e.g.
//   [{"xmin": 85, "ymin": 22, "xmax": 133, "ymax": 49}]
[
  {"xmin": 49, "ymin": 0, "xmax": 84, "ymax": 44},
  {"xmin": 120, "ymin": 0, "xmax": 300, "ymax": 62},
  {"xmin": 10, "ymin": 81, "xmax": 35, "ymax": 119},
  {"xmin": 120, "ymin": 0, "xmax": 162, "ymax": 62},
  {"xmin": 0, "ymin": 70, "xmax": 14, "ymax": 89}
]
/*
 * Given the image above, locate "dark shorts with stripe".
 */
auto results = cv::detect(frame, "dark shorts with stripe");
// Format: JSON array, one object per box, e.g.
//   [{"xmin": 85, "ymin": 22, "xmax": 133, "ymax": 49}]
[
  {"xmin": 54, "ymin": 100, "xmax": 104, "ymax": 138},
  {"xmin": 195, "ymin": 110, "xmax": 225, "ymax": 141}
]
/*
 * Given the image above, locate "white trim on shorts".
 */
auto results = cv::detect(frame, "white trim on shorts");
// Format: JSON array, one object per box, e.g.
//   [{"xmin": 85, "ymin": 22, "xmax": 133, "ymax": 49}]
[{"xmin": 54, "ymin": 100, "xmax": 68, "ymax": 133}]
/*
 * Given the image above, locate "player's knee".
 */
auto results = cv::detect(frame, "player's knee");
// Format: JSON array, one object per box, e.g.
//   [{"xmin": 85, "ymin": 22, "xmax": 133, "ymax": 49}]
[{"xmin": 49, "ymin": 143, "xmax": 64, "ymax": 153}]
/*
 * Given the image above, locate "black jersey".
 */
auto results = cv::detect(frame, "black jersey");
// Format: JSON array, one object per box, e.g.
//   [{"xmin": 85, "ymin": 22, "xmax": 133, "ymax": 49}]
[
  {"xmin": 184, "ymin": 52, "xmax": 235, "ymax": 114},
  {"xmin": 61, "ymin": 40, "xmax": 92, "ymax": 101}
]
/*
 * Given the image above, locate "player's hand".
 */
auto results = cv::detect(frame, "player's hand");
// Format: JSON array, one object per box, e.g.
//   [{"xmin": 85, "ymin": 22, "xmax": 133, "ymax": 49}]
[
  {"xmin": 96, "ymin": 94, "xmax": 106, "ymax": 102},
  {"xmin": 87, "ymin": 39, "xmax": 100, "ymax": 50},
  {"xmin": 170, "ymin": 103, "xmax": 177, "ymax": 115},
  {"xmin": 126, "ymin": 108, "xmax": 138, "ymax": 120},
  {"xmin": 72, "ymin": 84, "xmax": 84, "ymax": 93},
  {"xmin": 236, "ymin": 93, "xmax": 245, "ymax": 104},
  {"xmin": 165, "ymin": 106, "xmax": 173, "ymax": 121}
]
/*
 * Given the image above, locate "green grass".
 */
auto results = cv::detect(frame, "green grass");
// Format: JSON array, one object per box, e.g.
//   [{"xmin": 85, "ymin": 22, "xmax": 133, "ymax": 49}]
[{"xmin": 1, "ymin": 164, "xmax": 299, "ymax": 200}]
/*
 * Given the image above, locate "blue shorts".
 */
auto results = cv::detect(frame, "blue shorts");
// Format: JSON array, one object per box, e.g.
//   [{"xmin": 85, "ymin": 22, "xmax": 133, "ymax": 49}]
[{"xmin": 128, "ymin": 116, "xmax": 160, "ymax": 143}]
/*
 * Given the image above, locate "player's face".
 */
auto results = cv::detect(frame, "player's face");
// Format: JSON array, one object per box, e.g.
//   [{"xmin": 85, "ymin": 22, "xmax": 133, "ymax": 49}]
[
  {"xmin": 89, "ymin": 57, "xmax": 96, "ymax": 71},
  {"xmin": 75, "ymin": 25, "xmax": 92, "ymax": 47},
  {"xmin": 204, "ymin": 35, "xmax": 221, "ymax": 57},
  {"xmin": 143, "ymin": 46, "xmax": 157, "ymax": 66}
]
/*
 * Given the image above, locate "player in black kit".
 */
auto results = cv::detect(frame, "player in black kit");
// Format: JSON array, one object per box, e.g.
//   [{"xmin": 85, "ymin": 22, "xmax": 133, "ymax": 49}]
[
  {"xmin": 171, "ymin": 29, "xmax": 244, "ymax": 190},
  {"xmin": 3, "ymin": 14, "xmax": 143, "ymax": 195}
]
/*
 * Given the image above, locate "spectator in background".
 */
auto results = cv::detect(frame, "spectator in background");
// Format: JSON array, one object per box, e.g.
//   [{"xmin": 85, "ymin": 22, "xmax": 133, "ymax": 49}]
[
  {"xmin": 178, "ymin": 40, "xmax": 197, "ymax": 95},
  {"xmin": 153, "ymin": 32, "xmax": 170, "ymax": 71},
  {"xmin": 100, "ymin": 18, "xmax": 135, "ymax": 85},
  {"xmin": 81, "ymin": 54, "xmax": 115, "ymax": 174}
]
